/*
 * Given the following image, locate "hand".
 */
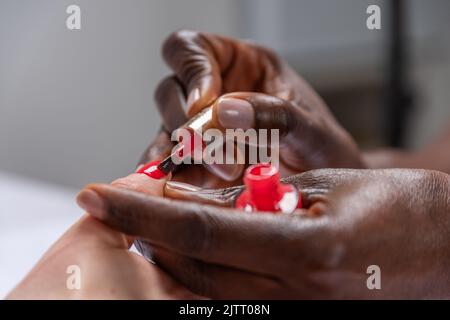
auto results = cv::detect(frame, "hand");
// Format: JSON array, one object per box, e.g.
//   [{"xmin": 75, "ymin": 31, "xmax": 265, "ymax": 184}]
[
  {"xmin": 77, "ymin": 169, "xmax": 450, "ymax": 299},
  {"xmin": 144, "ymin": 30, "xmax": 364, "ymax": 180},
  {"xmin": 7, "ymin": 174, "xmax": 196, "ymax": 299}
]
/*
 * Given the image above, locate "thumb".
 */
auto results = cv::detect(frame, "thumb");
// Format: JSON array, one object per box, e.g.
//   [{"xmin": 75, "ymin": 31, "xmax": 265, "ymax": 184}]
[
  {"xmin": 77, "ymin": 169, "xmax": 169, "ymax": 248},
  {"xmin": 212, "ymin": 92, "xmax": 305, "ymax": 138}
]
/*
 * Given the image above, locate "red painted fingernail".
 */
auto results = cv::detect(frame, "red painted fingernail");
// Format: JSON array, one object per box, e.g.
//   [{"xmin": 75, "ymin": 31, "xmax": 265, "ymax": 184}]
[{"xmin": 137, "ymin": 160, "xmax": 166, "ymax": 179}]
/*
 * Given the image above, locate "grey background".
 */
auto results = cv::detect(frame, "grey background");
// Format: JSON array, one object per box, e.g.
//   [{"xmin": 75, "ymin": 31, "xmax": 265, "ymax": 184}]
[
  {"xmin": 0, "ymin": 0, "xmax": 241, "ymax": 188},
  {"xmin": 1, "ymin": 0, "xmax": 450, "ymax": 189}
]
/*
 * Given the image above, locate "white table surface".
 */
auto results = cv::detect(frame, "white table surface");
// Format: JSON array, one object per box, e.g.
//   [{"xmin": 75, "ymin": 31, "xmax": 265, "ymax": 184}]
[{"xmin": 0, "ymin": 171, "xmax": 82, "ymax": 298}]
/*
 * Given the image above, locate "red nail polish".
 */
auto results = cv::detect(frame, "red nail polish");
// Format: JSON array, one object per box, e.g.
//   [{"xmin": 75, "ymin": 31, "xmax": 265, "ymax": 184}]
[
  {"xmin": 235, "ymin": 163, "xmax": 302, "ymax": 214},
  {"xmin": 155, "ymin": 127, "xmax": 207, "ymax": 176},
  {"xmin": 137, "ymin": 160, "xmax": 166, "ymax": 179},
  {"xmin": 155, "ymin": 107, "xmax": 212, "ymax": 176}
]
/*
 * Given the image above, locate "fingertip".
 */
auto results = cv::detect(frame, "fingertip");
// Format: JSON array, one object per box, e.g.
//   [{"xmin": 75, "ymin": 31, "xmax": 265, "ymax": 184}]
[
  {"xmin": 76, "ymin": 188, "xmax": 105, "ymax": 220},
  {"xmin": 215, "ymin": 96, "xmax": 255, "ymax": 130}
]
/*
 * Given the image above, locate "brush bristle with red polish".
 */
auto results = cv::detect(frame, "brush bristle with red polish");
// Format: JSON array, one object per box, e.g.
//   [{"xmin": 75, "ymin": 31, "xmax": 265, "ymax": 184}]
[
  {"xmin": 154, "ymin": 130, "xmax": 205, "ymax": 176},
  {"xmin": 137, "ymin": 160, "xmax": 166, "ymax": 179},
  {"xmin": 138, "ymin": 129, "xmax": 206, "ymax": 178}
]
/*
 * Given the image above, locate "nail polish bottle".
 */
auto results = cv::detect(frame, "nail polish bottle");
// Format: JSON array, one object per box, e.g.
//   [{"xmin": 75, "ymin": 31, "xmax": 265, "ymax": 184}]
[
  {"xmin": 174, "ymin": 106, "xmax": 212, "ymax": 162},
  {"xmin": 172, "ymin": 105, "xmax": 244, "ymax": 181},
  {"xmin": 235, "ymin": 163, "xmax": 302, "ymax": 214}
]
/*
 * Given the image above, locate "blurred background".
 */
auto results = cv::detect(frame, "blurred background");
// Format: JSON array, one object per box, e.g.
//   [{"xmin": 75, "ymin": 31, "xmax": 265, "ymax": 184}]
[{"xmin": 1, "ymin": 0, "xmax": 449, "ymax": 297}]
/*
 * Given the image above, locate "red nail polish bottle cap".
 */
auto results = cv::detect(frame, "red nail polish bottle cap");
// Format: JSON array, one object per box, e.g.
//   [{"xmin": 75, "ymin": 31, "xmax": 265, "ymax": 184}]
[
  {"xmin": 245, "ymin": 164, "xmax": 281, "ymax": 200},
  {"xmin": 236, "ymin": 163, "xmax": 301, "ymax": 213}
]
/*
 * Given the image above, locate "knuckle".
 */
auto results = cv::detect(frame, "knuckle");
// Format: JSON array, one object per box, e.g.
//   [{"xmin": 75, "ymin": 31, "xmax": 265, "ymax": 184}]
[
  {"xmin": 414, "ymin": 170, "xmax": 450, "ymax": 213},
  {"xmin": 401, "ymin": 170, "xmax": 446, "ymax": 202},
  {"xmin": 110, "ymin": 177, "xmax": 136, "ymax": 190},
  {"xmin": 162, "ymin": 30, "xmax": 213, "ymax": 90},
  {"xmin": 295, "ymin": 169, "xmax": 334, "ymax": 191},
  {"xmin": 180, "ymin": 57, "xmax": 211, "ymax": 90},
  {"xmin": 163, "ymin": 29, "xmax": 200, "ymax": 62},
  {"xmin": 166, "ymin": 29, "xmax": 199, "ymax": 46},
  {"xmin": 421, "ymin": 169, "xmax": 447, "ymax": 185}
]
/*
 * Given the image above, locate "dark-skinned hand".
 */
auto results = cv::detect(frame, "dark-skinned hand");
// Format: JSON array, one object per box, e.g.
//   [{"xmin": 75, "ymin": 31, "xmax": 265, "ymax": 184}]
[
  {"xmin": 138, "ymin": 30, "xmax": 364, "ymax": 186},
  {"xmin": 77, "ymin": 169, "xmax": 450, "ymax": 299}
]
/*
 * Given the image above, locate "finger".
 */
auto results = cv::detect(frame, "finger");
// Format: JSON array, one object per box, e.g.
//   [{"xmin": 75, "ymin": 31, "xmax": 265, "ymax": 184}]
[
  {"xmin": 162, "ymin": 30, "xmax": 223, "ymax": 116},
  {"xmin": 164, "ymin": 181, "xmax": 243, "ymax": 207},
  {"xmin": 77, "ymin": 184, "xmax": 325, "ymax": 274},
  {"xmin": 212, "ymin": 92, "xmax": 307, "ymax": 137},
  {"xmin": 154, "ymin": 76, "xmax": 188, "ymax": 132},
  {"xmin": 155, "ymin": 76, "xmax": 244, "ymax": 181},
  {"xmin": 151, "ymin": 246, "xmax": 282, "ymax": 299},
  {"xmin": 210, "ymin": 92, "xmax": 335, "ymax": 171},
  {"xmin": 164, "ymin": 172, "xmax": 330, "ymax": 210},
  {"xmin": 137, "ymin": 129, "xmax": 173, "ymax": 168},
  {"xmin": 162, "ymin": 31, "xmax": 282, "ymax": 117},
  {"xmin": 77, "ymin": 170, "xmax": 169, "ymax": 248},
  {"xmin": 283, "ymin": 168, "xmax": 383, "ymax": 195}
]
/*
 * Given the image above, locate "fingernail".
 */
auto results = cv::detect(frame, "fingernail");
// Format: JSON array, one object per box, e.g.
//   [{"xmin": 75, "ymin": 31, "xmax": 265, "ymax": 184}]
[
  {"xmin": 76, "ymin": 189, "xmax": 105, "ymax": 219},
  {"xmin": 217, "ymin": 98, "xmax": 254, "ymax": 129},
  {"xmin": 137, "ymin": 160, "xmax": 166, "ymax": 180},
  {"xmin": 186, "ymin": 88, "xmax": 200, "ymax": 110},
  {"xmin": 165, "ymin": 181, "xmax": 200, "ymax": 192}
]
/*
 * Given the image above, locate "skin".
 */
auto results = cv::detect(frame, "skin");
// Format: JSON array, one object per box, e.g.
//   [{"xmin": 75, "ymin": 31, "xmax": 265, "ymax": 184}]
[
  {"xmin": 78, "ymin": 168, "xmax": 450, "ymax": 299},
  {"xmin": 12, "ymin": 30, "xmax": 450, "ymax": 299},
  {"xmin": 145, "ymin": 29, "xmax": 450, "ymax": 180},
  {"xmin": 6, "ymin": 174, "xmax": 196, "ymax": 299},
  {"xmin": 140, "ymin": 30, "xmax": 364, "ymax": 186},
  {"xmin": 137, "ymin": 30, "xmax": 450, "ymax": 265},
  {"xmin": 365, "ymin": 123, "xmax": 450, "ymax": 174}
]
